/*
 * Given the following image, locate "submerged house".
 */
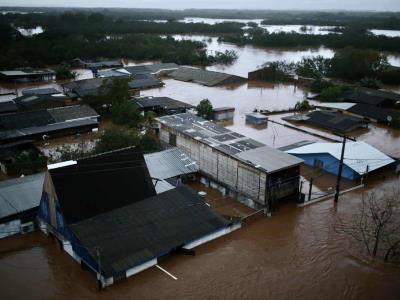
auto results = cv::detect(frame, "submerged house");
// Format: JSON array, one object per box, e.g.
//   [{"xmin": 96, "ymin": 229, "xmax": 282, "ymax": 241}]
[
  {"xmin": 0, "ymin": 69, "xmax": 55, "ymax": 83},
  {"xmin": 132, "ymin": 96, "xmax": 193, "ymax": 115},
  {"xmin": 0, "ymin": 172, "xmax": 45, "ymax": 239},
  {"xmin": 37, "ymin": 147, "xmax": 236, "ymax": 288},
  {"xmin": 124, "ymin": 63, "xmax": 179, "ymax": 76},
  {"xmin": 282, "ymin": 110, "xmax": 368, "ymax": 133},
  {"xmin": 168, "ymin": 67, "xmax": 247, "ymax": 87},
  {"xmin": 285, "ymin": 141, "xmax": 395, "ymax": 180},
  {"xmin": 0, "ymin": 105, "xmax": 99, "ymax": 143}
]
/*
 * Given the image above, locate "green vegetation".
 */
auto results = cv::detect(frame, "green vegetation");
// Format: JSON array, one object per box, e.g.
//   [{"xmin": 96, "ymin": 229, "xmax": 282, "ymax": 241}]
[
  {"xmin": 294, "ymin": 100, "xmax": 312, "ymax": 111},
  {"xmin": 54, "ymin": 64, "xmax": 76, "ymax": 80},
  {"xmin": 329, "ymin": 47, "xmax": 388, "ymax": 81},
  {"xmin": 295, "ymin": 56, "xmax": 330, "ymax": 79},
  {"xmin": 318, "ymin": 85, "xmax": 353, "ymax": 102},
  {"xmin": 358, "ymin": 77, "xmax": 383, "ymax": 89},
  {"xmin": 7, "ymin": 149, "xmax": 47, "ymax": 176},
  {"xmin": 222, "ymin": 28, "xmax": 400, "ymax": 53},
  {"xmin": 196, "ymin": 99, "xmax": 213, "ymax": 120}
]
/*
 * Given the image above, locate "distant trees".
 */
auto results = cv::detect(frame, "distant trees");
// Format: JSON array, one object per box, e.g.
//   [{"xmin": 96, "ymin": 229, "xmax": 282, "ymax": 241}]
[
  {"xmin": 336, "ymin": 190, "xmax": 400, "ymax": 264},
  {"xmin": 358, "ymin": 77, "xmax": 383, "ymax": 90},
  {"xmin": 329, "ymin": 47, "xmax": 389, "ymax": 81},
  {"xmin": 196, "ymin": 99, "xmax": 213, "ymax": 120},
  {"xmin": 295, "ymin": 56, "xmax": 330, "ymax": 79}
]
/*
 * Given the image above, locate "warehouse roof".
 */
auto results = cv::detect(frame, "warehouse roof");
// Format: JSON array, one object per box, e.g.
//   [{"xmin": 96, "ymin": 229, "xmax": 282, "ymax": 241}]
[
  {"xmin": 0, "ymin": 172, "xmax": 45, "ymax": 220},
  {"xmin": 168, "ymin": 67, "xmax": 246, "ymax": 86},
  {"xmin": 127, "ymin": 74, "xmax": 164, "ymax": 89},
  {"xmin": 124, "ymin": 63, "xmax": 178, "ymax": 75},
  {"xmin": 70, "ymin": 186, "xmax": 230, "ymax": 278},
  {"xmin": 157, "ymin": 113, "xmax": 301, "ymax": 173},
  {"xmin": 50, "ymin": 147, "xmax": 156, "ymax": 224},
  {"xmin": 286, "ymin": 141, "xmax": 395, "ymax": 175},
  {"xmin": 144, "ymin": 147, "xmax": 199, "ymax": 180}
]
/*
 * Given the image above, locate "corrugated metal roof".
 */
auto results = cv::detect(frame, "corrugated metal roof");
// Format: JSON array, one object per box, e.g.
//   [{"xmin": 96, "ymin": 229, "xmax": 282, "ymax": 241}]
[
  {"xmin": 144, "ymin": 147, "xmax": 199, "ymax": 180},
  {"xmin": 286, "ymin": 141, "xmax": 395, "ymax": 175},
  {"xmin": 124, "ymin": 63, "xmax": 178, "ymax": 75},
  {"xmin": 0, "ymin": 173, "xmax": 45, "ymax": 219},
  {"xmin": 314, "ymin": 102, "xmax": 356, "ymax": 111},
  {"xmin": 48, "ymin": 105, "xmax": 99, "ymax": 123},
  {"xmin": 236, "ymin": 146, "xmax": 303, "ymax": 173},
  {"xmin": 22, "ymin": 88, "xmax": 60, "ymax": 96}
]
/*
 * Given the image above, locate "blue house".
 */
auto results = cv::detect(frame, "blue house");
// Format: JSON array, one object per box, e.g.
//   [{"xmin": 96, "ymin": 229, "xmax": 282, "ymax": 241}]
[
  {"xmin": 285, "ymin": 141, "xmax": 395, "ymax": 181},
  {"xmin": 37, "ymin": 147, "xmax": 236, "ymax": 288}
]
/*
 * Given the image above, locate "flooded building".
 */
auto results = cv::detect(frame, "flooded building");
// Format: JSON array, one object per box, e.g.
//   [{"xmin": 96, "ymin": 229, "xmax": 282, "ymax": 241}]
[
  {"xmin": 212, "ymin": 107, "xmax": 235, "ymax": 121},
  {"xmin": 63, "ymin": 76, "xmax": 163, "ymax": 98},
  {"xmin": 283, "ymin": 110, "xmax": 368, "ymax": 134},
  {"xmin": 156, "ymin": 113, "xmax": 303, "ymax": 210},
  {"xmin": 245, "ymin": 112, "xmax": 268, "ymax": 125},
  {"xmin": 124, "ymin": 63, "xmax": 179, "ymax": 76},
  {"xmin": 37, "ymin": 147, "xmax": 236, "ymax": 288},
  {"xmin": 285, "ymin": 141, "xmax": 395, "ymax": 180},
  {"xmin": 0, "ymin": 105, "xmax": 99, "ymax": 143},
  {"xmin": 132, "ymin": 96, "xmax": 193, "ymax": 115},
  {"xmin": 0, "ymin": 172, "xmax": 45, "ymax": 239},
  {"xmin": 340, "ymin": 88, "xmax": 400, "ymax": 108},
  {"xmin": 13, "ymin": 93, "xmax": 77, "ymax": 111},
  {"xmin": 168, "ymin": 67, "xmax": 247, "ymax": 87},
  {"xmin": 0, "ymin": 69, "xmax": 55, "ymax": 83}
]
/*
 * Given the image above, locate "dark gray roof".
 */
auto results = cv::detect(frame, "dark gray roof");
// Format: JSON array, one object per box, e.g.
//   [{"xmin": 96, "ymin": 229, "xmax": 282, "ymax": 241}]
[
  {"xmin": 70, "ymin": 186, "xmax": 230, "ymax": 278},
  {"xmin": 347, "ymin": 104, "xmax": 400, "ymax": 123},
  {"xmin": 64, "ymin": 76, "xmax": 163, "ymax": 97},
  {"xmin": 48, "ymin": 105, "xmax": 99, "ymax": 123},
  {"xmin": 98, "ymin": 69, "xmax": 129, "ymax": 78},
  {"xmin": 21, "ymin": 88, "xmax": 61, "ymax": 96},
  {"xmin": 133, "ymin": 96, "xmax": 193, "ymax": 110},
  {"xmin": 168, "ymin": 67, "xmax": 246, "ymax": 86},
  {"xmin": 124, "ymin": 63, "xmax": 178, "ymax": 75},
  {"xmin": 0, "ymin": 101, "xmax": 17, "ymax": 114},
  {"xmin": 128, "ymin": 74, "xmax": 164, "ymax": 89},
  {"xmin": 144, "ymin": 147, "xmax": 199, "ymax": 180},
  {"xmin": 87, "ymin": 60, "xmax": 123, "ymax": 69},
  {"xmin": 0, "ymin": 105, "xmax": 99, "ymax": 142},
  {"xmin": 213, "ymin": 107, "xmax": 235, "ymax": 112},
  {"xmin": 284, "ymin": 110, "xmax": 366, "ymax": 133},
  {"xmin": 0, "ymin": 172, "xmax": 45, "ymax": 220}
]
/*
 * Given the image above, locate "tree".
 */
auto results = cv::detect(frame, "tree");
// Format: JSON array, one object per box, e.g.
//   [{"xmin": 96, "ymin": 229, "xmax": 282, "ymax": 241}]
[
  {"xmin": 94, "ymin": 128, "xmax": 139, "ymax": 154},
  {"xmin": 294, "ymin": 99, "xmax": 311, "ymax": 111},
  {"xmin": 329, "ymin": 47, "xmax": 389, "ymax": 81},
  {"xmin": 7, "ymin": 150, "xmax": 47, "ymax": 176},
  {"xmin": 111, "ymin": 101, "xmax": 143, "ymax": 127},
  {"xmin": 196, "ymin": 99, "xmax": 213, "ymax": 120},
  {"xmin": 54, "ymin": 64, "xmax": 76, "ymax": 80},
  {"xmin": 336, "ymin": 190, "xmax": 400, "ymax": 263},
  {"xmin": 358, "ymin": 77, "xmax": 383, "ymax": 89},
  {"xmin": 295, "ymin": 56, "xmax": 330, "ymax": 79}
]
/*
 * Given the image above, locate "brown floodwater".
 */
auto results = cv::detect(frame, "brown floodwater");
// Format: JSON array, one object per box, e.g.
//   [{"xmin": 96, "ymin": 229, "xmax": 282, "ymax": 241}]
[{"xmin": 0, "ymin": 174, "xmax": 399, "ymax": 300}]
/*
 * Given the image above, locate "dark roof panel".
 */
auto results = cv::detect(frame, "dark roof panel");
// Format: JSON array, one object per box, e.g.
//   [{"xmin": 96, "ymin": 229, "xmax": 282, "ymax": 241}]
[
  {"xmin": 70, "ymin": 186, "xmax": 229, "ymax": 277},
  {"xmin": 51, "ymin": 147, "xmax": 156, "ymax": 224}
]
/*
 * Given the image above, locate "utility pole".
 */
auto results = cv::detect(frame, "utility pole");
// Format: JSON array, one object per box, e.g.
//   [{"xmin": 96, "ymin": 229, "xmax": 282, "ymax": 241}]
[
  {"xmin": 334, "ymin": 136, "xmax": 347, "ymax": 203},
  {"xmin": 308, "ymin": 178, "xmax": 313, "ymax": 202},
  {"xmin": 96, "ymin": 247, "xmax": 102, "ymax": 291}
]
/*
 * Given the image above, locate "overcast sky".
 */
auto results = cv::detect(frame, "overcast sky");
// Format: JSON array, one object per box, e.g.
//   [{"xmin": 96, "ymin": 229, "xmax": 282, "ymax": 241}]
[{"xmin": 0, "ymin": 0, "xmax": 399, "ymax": 12}]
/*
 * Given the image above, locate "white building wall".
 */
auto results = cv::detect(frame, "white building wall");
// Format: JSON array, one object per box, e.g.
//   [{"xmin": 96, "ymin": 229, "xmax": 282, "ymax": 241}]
[
  {"xmin": 217, "ymin": 152, "xmax": 238, "ymax": 188},
  {"xmin": 0, "ymin": 220, "xmax": 21, "ymax": 239}
]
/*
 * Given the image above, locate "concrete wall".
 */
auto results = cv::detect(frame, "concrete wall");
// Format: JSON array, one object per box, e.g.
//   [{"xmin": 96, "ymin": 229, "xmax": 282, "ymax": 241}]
[{"xmin": 159, "ymin": 125, "xmax": 268, "ymax": 206}]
